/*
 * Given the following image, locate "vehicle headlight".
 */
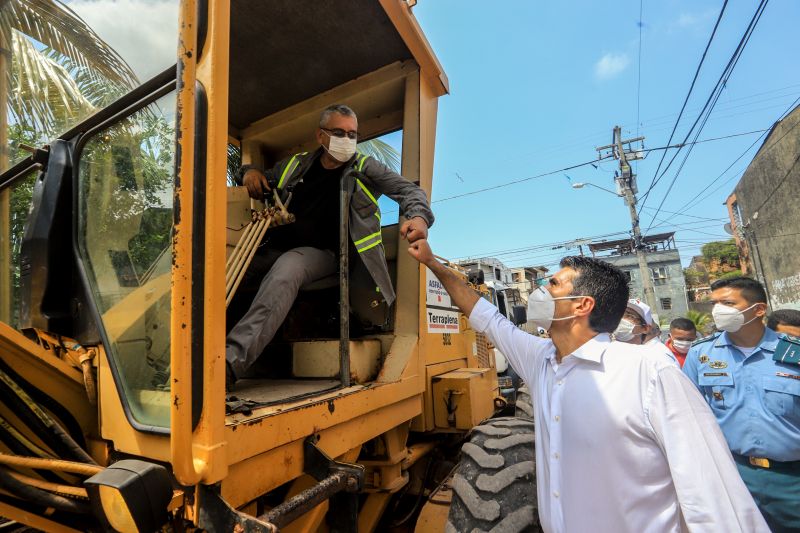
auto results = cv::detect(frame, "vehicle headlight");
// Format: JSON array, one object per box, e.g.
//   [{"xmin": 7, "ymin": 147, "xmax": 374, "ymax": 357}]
[{"xmin": 85, "ymin": 459, "xmax": 172, "ymax": 532}]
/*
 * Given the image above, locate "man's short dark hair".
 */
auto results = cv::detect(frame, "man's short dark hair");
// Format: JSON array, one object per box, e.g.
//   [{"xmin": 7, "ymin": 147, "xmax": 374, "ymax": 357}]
[
  {"xmin": 560, "ymin": 256, "xmax": 629, "ymax": 333},
  {"xmin": 710, "ymin": 276, "xmax": 767, "ymax": 304},
  {"xmin": 767, "ymin": 309, "xmax": 800, "ymax": 330},
  {"xmin": 319, "ymin": 104, "xmax": 356, "ymax": 127},
  {"xmin": 670, "ymin": 317, "xmax": 696, "ymax": 332}
]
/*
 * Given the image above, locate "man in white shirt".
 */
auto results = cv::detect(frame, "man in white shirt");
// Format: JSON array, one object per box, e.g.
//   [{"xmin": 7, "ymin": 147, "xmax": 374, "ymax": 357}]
[{"xmin": 407, "ymin": 239, "xmax": 767, "ymax": 533}]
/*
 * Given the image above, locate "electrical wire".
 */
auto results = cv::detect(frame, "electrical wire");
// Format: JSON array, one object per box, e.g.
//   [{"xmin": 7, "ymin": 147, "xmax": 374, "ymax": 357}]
[
  {"xmin": 669, "ymin": 96, "xmax": 800, "ymax": 217},
  {"xmin": 639, "ymin": 0, "xmax": 729, "ymax": 209},
  {"xmin": 641, "ymin": 0, "xmax": 770, "ymax": 231}
]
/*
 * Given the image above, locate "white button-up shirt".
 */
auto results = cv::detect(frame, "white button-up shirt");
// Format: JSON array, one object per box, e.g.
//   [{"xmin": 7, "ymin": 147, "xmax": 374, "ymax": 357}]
[{"xmin": 469, "ymin": 298, "xmax": 767, "ymax": 533}]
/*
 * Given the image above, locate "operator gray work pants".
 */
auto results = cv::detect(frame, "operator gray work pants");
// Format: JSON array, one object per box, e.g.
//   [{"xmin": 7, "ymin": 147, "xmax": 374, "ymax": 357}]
[{"xmin": 226, "ymin": 246, "xmax": 337, "ymax": 378}]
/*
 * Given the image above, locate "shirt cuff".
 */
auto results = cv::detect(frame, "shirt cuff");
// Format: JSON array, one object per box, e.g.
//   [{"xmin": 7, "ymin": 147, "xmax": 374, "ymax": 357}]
[{"xmin": 468, "ymin": 298, "xmax": 496, "ymax": 333}]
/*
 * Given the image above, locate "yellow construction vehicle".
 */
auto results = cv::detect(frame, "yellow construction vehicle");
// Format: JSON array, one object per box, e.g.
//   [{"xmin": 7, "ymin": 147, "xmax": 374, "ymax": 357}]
[{"xmin": 0, "ymin": 1, "xmax": 539, "ymax": 531}]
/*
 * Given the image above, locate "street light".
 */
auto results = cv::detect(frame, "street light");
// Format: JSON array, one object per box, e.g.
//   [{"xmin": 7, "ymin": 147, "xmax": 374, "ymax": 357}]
[{"xmin": 571, "ymin": 182, "xmax": 622, "ymax": 197}]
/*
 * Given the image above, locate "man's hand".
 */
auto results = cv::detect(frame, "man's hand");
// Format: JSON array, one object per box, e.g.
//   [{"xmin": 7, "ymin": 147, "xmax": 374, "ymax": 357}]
[
  {"xmin": 243, "ymin": 169, "xmax": 271, "ymax": 200},
  {"xmin": 407, "ymin": 239, "xmax": 435, "ymax": 266},
  {"xmin": 400, "ymin": 217, "xmax": 429, "ymax": 243},
  {"xmin": 408, "ymin": 239, "xmax": 480, "ymax": 317}
]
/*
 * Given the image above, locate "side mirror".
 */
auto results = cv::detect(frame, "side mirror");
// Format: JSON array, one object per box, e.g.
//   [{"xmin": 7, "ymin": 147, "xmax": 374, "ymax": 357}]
[
  {"xmin": 468, "ymin": 269, "xmax": 485, "ymax": 286},
  {"xmin": 511, "ymin": 305, "xmax": 527, "ymax": 326}
]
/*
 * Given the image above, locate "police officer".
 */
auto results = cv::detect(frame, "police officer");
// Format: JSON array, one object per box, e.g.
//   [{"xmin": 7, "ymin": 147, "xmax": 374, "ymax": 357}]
[{"xmin": 683, "ymin": 277, "xmax": 800, "ymax": 532}]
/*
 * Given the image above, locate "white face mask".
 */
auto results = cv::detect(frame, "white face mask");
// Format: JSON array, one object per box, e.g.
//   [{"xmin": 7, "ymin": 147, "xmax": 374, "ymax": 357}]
[
  {"xmin": 322, "ymin": 130, "xmax": 357, "ymax": 162},
  {"xmin": 526, "ymin": 286, "xmax": 586, "ymax": 331},
  {"xmin": 712, "ymin": 303, "xmax": 759, "ymax": 333},
  {"xmin": 671, "ymin": 338, "xmax": 693, "ymax": 354},
  {"xmin": 613, "ymin": 319, "xmax": 637, "ymax": 342}
]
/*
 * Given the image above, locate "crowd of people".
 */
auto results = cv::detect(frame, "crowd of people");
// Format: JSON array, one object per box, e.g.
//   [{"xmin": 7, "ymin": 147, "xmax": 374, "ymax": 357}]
[{"xmin": 407, "ymin": 238, "xmax": 799, "ymax": 533}]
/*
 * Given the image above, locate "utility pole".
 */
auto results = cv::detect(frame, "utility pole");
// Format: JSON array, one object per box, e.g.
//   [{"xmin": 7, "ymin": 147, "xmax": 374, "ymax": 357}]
[{"xmin": 596, "ymin": 126, "xmax": 658, "ymax": 311}]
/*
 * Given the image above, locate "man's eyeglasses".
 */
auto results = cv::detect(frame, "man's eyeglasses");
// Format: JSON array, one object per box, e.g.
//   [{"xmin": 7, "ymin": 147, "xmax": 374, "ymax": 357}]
[{"xmin": 322, "ymin": 128, "xmax": 358, "ymax": 140}]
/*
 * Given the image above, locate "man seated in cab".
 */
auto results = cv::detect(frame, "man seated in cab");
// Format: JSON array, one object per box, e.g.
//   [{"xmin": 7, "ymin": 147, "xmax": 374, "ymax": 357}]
[
  {"xmin": 683, "ymin": 277, "xmax": 800, "ymax": 532},
  {"xmin": 407, "ymin": 238, "xmax": 767, "ymax": 533},
  {"xmin": 226, "ymin": 104, "xmax": 434, "ymax": 389}
]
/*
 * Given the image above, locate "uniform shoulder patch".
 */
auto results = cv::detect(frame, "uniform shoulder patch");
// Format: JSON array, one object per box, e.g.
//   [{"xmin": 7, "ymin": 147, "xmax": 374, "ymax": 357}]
[
  {"xmin": 692, "ymin": 332, "xmax": 720, "ymax": 347},
  {"xmin": 778, "ymin": 333, "xmax": 800, "ymax": 345}
]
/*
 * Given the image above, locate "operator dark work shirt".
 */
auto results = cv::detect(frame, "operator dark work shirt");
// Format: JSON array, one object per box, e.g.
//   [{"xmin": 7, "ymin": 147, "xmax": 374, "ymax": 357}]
[{"xmin": 268, "ymin": 157, "xmax": 342, "ymax": 253}]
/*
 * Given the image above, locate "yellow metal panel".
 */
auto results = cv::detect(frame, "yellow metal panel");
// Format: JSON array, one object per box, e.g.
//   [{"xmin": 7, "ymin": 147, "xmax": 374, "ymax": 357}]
[
  {"xmin": 412, "ymin": 359, "xmax": 468, "ymax": 433},
  {"xmin": 221, "ymin": 395, "xmax": 421, "ymax": 508},
  {"xmin": 225, "ymin": 377, "xmax": 421, "ymax": 466},
  {"xmin": 432, "ymin": 368, "xmax": 495, "ymax": 430}
]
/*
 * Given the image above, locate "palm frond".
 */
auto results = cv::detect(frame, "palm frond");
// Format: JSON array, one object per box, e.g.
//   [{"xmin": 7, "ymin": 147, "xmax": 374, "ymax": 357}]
[
  {"xmin": 8, "ymin": 30, "xmax": 95, "ymax": 136},
  {"xmin": 0, "ymin": 0, "xmax": 138, "ymax": 87},
  {"xmin": 357, "ymin": 138, "xmax": 401, "ymax": 172}
]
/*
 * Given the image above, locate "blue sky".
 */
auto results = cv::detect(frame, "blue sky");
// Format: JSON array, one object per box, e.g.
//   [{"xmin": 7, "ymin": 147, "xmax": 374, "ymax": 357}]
[{"xmin": 380, "ymin": 0, "xmax": 800, "ymax": 271}]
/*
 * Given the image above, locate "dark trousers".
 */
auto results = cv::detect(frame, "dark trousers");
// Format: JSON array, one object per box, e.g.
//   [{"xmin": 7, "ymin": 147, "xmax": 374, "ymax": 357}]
[
  {"xmin": 735, "ymin": 456, "xmax": 800, "ymax": 532},
  {"xmin": 225, "ymin": 247, "xmax": 336, "ymax": 378}
]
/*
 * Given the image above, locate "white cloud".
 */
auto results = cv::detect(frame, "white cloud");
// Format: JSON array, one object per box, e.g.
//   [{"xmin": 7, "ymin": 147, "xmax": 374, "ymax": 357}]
[
  {"xmin": 68, "ymin": 0, "xmax": 179, "ymax": 83},
  {"xmin": 594, "ymin": 53, "xmax": 630, "ymax": 81},
  {"xmin": 676, "ymin": 10, "xmax": 716, "ymax": 30}
]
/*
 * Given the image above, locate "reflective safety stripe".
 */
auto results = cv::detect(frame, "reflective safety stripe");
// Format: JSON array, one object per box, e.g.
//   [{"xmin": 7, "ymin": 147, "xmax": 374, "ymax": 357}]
[
  {"xmin": 357, "ymin": 154, "xmax": 368, "ymax": 172},
  {"xmin": 357, "ymin": 240, "xmax": 382, "ymax": 254},
  {"xmin": 277, "ymin": 152, "xmax": 307, "ymax": 189},
  {"xmin": 354, "ymin": 231, "xmax": 382, "ymax": 246},
  {"xmin": 356, "ymin": 178, "xmax": 378, "ymax": 205}
]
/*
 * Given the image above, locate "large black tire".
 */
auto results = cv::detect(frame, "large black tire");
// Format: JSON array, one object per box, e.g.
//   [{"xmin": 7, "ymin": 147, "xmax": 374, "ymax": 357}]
[
  {"xmin": 446, "ymin": 417, "xmax": 539, "ymax": 533},
  {"xmin": 514, "ymin": 385, "xmax": 533, "ymax": 419}
]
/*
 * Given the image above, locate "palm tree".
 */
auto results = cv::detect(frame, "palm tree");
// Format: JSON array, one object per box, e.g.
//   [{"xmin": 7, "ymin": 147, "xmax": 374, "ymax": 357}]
[
  {"xmin": 1, "ymin": 0, "xmax": 138, "ymax": 154},
  {"xmin": 685, "ymin": 310, "xmax": 713, "ymax": 335},
  {"xmin": 358, "ymin": 138, "xmax": 401, "ymax": 171}
]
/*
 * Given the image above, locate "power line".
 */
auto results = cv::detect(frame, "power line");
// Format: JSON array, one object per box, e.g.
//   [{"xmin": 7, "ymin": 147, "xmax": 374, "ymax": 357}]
[
  {"xmin": 387, "ymin": 129, "xmax": 767, "ymax": 212},
  {"xmin": 452, "ymin": 218, "xmax": 731, "ymax": 263},
  {"xmin": 639, "ymin": 0, "xmax": 729, "ymax": 209},
  {"xmin": 641, "ymin": 0, "xmax": 769, "ymax": 232},
  {"xmin": 670, "ymin": 96, "xmax": 800, "ymax": 217}
]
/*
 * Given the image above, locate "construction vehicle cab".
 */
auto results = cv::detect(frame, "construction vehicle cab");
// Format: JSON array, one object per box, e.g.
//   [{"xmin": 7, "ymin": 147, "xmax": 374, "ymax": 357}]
[{"xmin": 0, "ymin": 2, "xmax": 524, "ymax": 531}]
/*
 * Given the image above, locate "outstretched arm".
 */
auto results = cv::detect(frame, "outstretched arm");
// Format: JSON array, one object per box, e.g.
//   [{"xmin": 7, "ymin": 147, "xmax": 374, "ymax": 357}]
[
  {"xmin": 407, "ymin": 240, "xmax": 551, "ymax": 387},
  {"xmin": 407, "ymin": 240, "xmax": 479, "ymax": 317}
]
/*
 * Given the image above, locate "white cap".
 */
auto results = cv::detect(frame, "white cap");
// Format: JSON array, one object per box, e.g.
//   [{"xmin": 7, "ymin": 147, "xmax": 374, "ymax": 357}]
[{"xmin": 626, "ymin": 298, "xmax": 655, "ymax": 326}]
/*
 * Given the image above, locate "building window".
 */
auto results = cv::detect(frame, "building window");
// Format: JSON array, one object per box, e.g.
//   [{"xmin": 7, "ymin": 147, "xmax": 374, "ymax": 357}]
[
  {"xmin": 494, "ymin": 268, "xmax": 501, "ymax": 280},
  {"xmin": 623, "ymin": 271, "xmax": 632, "ymax": 282},
  {"xmin": 660, "ymin": 297, "xmax": 672, "ymax": 310},
  {"xmin": 651, "ymin": 267, "xmax": 668, "ymax": 285}
]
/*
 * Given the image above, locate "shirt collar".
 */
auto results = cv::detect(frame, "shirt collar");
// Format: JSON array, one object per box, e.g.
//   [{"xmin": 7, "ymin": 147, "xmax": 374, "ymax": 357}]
[
  {"xmin": 716, "ymin": 328, "xmax": 780, "ymax": 353},
  {"xmin": 570, "ymin": 333, "xmax": 611, "ymax": 363}
]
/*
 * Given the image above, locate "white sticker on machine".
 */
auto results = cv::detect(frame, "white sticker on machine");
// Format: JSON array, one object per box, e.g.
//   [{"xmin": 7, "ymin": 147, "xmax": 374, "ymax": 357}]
[{"xmin": 425, "ymin": 267, "xmax": 460, "ymax": 334}]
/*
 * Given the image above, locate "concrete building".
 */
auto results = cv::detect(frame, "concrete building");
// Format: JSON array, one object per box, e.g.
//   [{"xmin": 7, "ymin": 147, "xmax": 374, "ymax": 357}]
[
  {"xmin": 454, "ymin": 258, "xmax": 547, "ymax": 320},
  {"xmin": 588, "ymin": 232, "xmax": 689, "ymax": 323},
  {"xmin": 726, "ymin": 103, "xmax": 800, "ymax": 310}
]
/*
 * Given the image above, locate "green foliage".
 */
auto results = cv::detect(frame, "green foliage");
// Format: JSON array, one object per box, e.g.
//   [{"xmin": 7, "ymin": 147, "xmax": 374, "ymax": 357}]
[
  {"xmin": 685, "ymin": 310, "xmax": 713, "ymax": 334},
  {"xmin": 357, "ymin": 138, "xmax": 401, "ymax": 172},
  {"xmin": 683, "ymin": 268, "xmax": 705, "ymax": 287},
  {"xmin": 717, "ymin": 269, "xmax": 743, "ymax": 281},
  {"xmin": 701, "ymin": 239, "xmax": 740, "ymax": 266}
]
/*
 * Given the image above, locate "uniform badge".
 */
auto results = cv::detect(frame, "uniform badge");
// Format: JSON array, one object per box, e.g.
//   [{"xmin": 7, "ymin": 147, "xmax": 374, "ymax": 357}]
[
  {"xmin": 712, "ymin": 391, "xmax": 724, "ymax": 401},
  {"xmin": 699, "ymin": 354, "xmax": 709, "ymax": 364},
  {"xmin": 709, "ymin": 360, "xmax": 728, "ymax": 369}
]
